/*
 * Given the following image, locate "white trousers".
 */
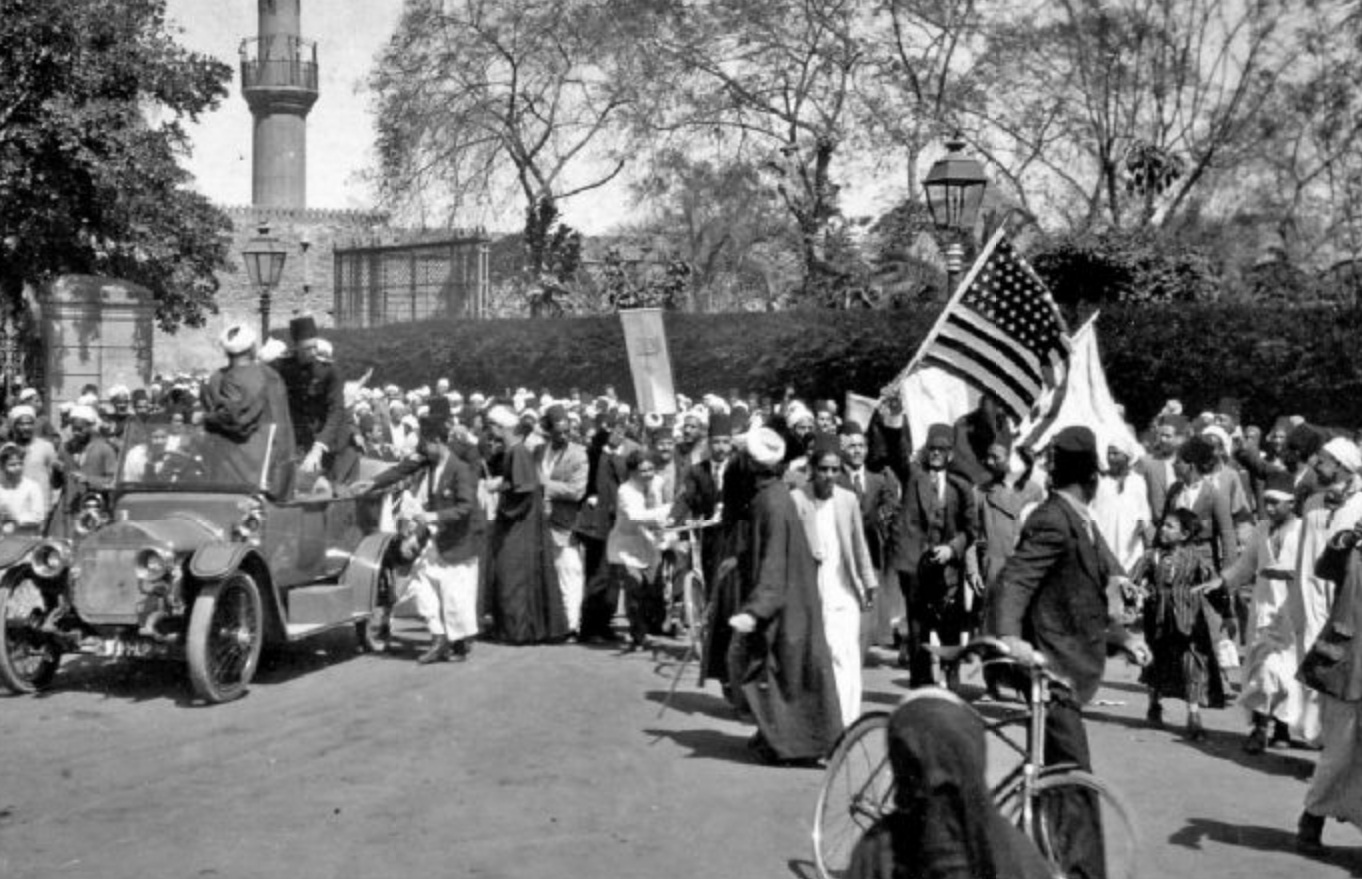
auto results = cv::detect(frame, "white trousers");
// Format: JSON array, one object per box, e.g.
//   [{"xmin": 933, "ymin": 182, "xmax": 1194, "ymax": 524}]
[
  {"xmin": 822, "ymin": 597, "xmax": 863, "ymax": 728},
  {"xmin": 410, "ymin": 545, "xmax": 479, "ymax": 640},
  {"xmin": 550, "ymin": 527, "xmax": 584, "ymax": 632}
]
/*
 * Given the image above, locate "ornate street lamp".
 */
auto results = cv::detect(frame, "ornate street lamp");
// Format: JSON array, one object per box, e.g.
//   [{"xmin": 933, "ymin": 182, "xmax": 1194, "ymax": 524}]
[
  {"xmin": 922, "ymin": 134, "xmax": 988, "ymax": 292},
  {"xmin": 240, "ymin": 222, "xmax": 288, "ymax": 340}
]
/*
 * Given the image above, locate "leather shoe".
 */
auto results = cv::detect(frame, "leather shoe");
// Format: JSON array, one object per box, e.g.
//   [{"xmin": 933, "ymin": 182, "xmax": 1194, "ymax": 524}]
[
  {"xmin": 417, "ymin": 635, "xmax": 452, "ymax": 665},
  {"xmin": 1296, "ymin": 810, "xmax": 1325, "ymax": 855}
]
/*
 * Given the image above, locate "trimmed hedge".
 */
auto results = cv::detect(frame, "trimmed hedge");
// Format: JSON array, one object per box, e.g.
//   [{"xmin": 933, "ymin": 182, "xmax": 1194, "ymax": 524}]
[{"xmin": 326, "ymin": 305, "xmax": 1362, "ymax": 431}]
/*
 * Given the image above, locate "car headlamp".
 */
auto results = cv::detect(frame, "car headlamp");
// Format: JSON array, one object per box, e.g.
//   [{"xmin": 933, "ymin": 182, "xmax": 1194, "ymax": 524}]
[
  {"xmin": 31, "ymin": 540, "xmax": 72, "ymax": 579},
  {"xmin": 134, "ymin": 547, "xmax": 175, "ymax": 581}
]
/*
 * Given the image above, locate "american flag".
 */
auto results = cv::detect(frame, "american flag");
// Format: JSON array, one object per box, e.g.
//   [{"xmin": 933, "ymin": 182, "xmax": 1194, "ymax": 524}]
[{"xmin": 919, "ymin": 230, "xmax": 1069, "ymax": 422}]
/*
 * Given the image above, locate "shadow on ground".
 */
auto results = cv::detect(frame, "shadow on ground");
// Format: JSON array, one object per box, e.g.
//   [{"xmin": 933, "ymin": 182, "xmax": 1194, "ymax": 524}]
[{"xmin": 1170, "ymin": 818, "xmax": 1362, "ymax": 877}]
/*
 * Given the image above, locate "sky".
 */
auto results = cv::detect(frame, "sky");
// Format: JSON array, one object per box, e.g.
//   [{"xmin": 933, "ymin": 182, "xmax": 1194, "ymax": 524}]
[
  {"xmin": 164, "ymin": 1, "xmax": 901, "ymax": 234},
  {"xmin": 165, "ymin": 0, "xmax": 405, "ymax": 213}
]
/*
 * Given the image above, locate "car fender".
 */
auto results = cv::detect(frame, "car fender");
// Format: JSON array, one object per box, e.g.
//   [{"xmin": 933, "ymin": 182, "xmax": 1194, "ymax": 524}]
[
  {"xmin": 0, "ymin": 536, "xmax": 41, "ymax": 569},
  {"xmin": 188, "ymin": 543, "xmax": 266, "ymax": 581},
  {"xmin": 341, "ymin": 532, "xmax": 395, "ymax": 615}
]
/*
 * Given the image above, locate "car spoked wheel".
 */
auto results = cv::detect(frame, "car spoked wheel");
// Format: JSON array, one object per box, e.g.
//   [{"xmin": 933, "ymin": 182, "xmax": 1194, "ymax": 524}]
[
  {"xmin": 187, "ymin": 572, "xmax": 264, "ymax": 704},
  {"xmin": 0, "ymin": 575, "xmax": 61, "ymax": 694}
]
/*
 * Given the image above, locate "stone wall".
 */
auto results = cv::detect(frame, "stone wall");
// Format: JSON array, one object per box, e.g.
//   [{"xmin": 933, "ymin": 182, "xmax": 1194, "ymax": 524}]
[{"xmin": 152, "ymin": 205, "xmax": 389, "ymax": 373}]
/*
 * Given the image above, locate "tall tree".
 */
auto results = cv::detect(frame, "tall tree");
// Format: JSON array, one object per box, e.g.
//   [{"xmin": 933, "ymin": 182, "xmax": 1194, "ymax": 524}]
[
  {"xmin": 0, "ymin": 0, "xmax": 233, "ymax": 331},
  {"xmin": 640, "ymin": 0, "xmax": 867, "ymax": 299},
  {"xmin": 370, "ymin": 0, "xmax": 637, "ymax": 267},
  {"xmin": 974, "ymin": 0, "xmax": 1292, "ymax": 231}
]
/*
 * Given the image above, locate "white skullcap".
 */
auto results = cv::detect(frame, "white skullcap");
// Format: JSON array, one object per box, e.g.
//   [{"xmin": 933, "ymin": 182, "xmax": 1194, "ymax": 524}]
[
  {"xmin": 219, "ymin": 323, "xmax": 257, "ymax": 355},
  {"xmin": 8, "ymin": 405, "xmax": 35, "ymax": 422},
  {"xmin": 69, "ymin": 404, "xmax": 99, "ymax": 424},
  {"xmin": 487, "ymin": 405, "xmax": 519, "ymax": 430},
  {"xmin": 1323, "ymin": 437, "xmax": 1362, "ymax": 473},
  {"xmin": 107, "ymin": 384, "xmax": 130, "ymax": 399},
  {"xmin": 384, "ymin": 384, "xmax": 400, "ymax": 396},
  {"xmin": 449, "ymin": 391, "xmax": 464, "ymax": 403},
  {"xmin": 747, "ymin": 427, "xmax": 786, "ymax": 467},
  {"xmin": 259, "ymin": 338, "xmax": 287, "ymax": 363},
  {"xmin": 1201, "ymin": 425, "xmax": 1232, "ymax": 453},
  {"xmin": 78, "ymin": 392, "xmax": 99, "ymax": 407},
  {"xmin": 785, "ymin": 400, "xmax": 814, "ymax": 428},
  {"xmin": 469, "ymin": 392, "xmax": 486, "ymax": 406},
  {"xmin": 17, "ymin": 388, "xmax": 38, "ymax": 402}
]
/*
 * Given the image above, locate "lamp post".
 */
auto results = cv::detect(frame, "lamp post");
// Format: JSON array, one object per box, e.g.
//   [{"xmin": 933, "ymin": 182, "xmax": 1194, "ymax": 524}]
[
  {"xmin": 922, "ymin": 134, "xmax": 988, "ymax": 292},
  {"xmin": 240, "ymin": 222, "xmax": 288, "ymax": 340}
]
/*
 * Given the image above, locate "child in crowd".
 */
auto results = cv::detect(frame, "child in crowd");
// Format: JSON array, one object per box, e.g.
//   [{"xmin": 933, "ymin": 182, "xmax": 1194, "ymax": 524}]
[{"xmin": 1134, "ymin": 507, "xmax": 1227, "ymax": 740}]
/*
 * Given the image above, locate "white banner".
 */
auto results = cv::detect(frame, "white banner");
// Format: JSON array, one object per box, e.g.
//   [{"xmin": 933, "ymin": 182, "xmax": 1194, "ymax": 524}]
[
  {"xmin": 619, "ymin": 308, "xmax": 677, "ymax": 415},
  {"xmin": 844, "ymin": 392, "xmax": 878, "ymax": 433}
]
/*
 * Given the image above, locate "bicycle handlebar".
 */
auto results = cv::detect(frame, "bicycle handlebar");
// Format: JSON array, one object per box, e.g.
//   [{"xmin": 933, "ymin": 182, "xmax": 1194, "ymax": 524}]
[{"xmin": 933, "ymin": 637, "xmax": 1076, "ymax": 693}]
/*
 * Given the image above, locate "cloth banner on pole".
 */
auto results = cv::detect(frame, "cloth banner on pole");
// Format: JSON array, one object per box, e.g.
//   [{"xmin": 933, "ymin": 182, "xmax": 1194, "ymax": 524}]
[
  {"xmin": 1017, "ymin": 313, "xmax": 1141, "ymax": 463},
  {"xmin": 898, "ymin": 366, "xmax": 982, "ymax": 451},
  {"xmin": 844, "ymin": 392, "xmax": 878, "ymax": 433},
  {"xmin": 619, "ymin": 308, "xmax": 677, "ymax": 415}
]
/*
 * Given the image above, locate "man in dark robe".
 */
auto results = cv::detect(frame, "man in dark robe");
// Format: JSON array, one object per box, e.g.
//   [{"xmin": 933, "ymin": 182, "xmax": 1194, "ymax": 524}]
[
  {"xmin": 274, "ymin": 315, "xmax": 357, "ymax": 488},
  {"xmin": 483, "ymin": 404, "xmax": 569, "ymax": 644},
  {"xmin": 727, "ymin": 427, "xmax": 842, "ymax": 764},
  {"xmin": 200, "ymin": 323, "xmax": 296, "ymax": 496}
]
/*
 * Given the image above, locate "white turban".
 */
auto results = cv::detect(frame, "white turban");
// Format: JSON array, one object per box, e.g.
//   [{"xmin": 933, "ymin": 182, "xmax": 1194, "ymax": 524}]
[
  {"xmin": 8, "ymin": 405, "xmax": 35, "ymax": 422},
  {"xmin": 644, "ymin": 412, "xmax": 664, "ymax": 431},
  {"xmin": 1201, "ymin": 426, "xmax": 1232, "ymax": 454},
  {"xmin": 702, "ymin": 393, "xmax": 730, "ymax": 416},
  {"xmin": 486, "ymin": 405, "xmax": 519, "ymax": 430},
  {"xmin": 259, "ymin": 338, "xmax": 287, "ymax": 364},
  {"xmin": 315, "ymin": 339, "xmax": 334, "ymax": 362},
  {"xmin": 69, "ymin": 404, "xmax": 99, "ymax": 425},
  {"xmin": 17, "ymin": 388, "xmax": 38, "ymax": 402},
  {"xmin": 617, "ymin": 403, "xmax": 632, "ymax": 417},
  {"xmin": 1324, "ymin": 437, "xmax": 1362, "ymax": 473},
  {"xmin": 107, "ymin": 384, "xmax": 130, "ymax": 400},
  {"xmin": 747, "ymin": 427, "xmax": 786, "ymax": 467},
  {"xmin": 219, "ymin": 323, "xmax": 257, "ymax": 355},
  {"xmin": 785, "ymin": 400, "xmax": 814, "ymax": 428}
]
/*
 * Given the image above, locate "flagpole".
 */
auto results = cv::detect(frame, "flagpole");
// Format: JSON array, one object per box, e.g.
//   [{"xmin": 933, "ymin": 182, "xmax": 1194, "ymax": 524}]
[{"xmin": 883, "ymin": 225, "xmax": 1008, "ymax": 397}]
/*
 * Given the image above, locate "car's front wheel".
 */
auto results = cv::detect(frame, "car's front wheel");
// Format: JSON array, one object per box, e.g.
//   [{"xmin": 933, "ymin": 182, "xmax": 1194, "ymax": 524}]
[
  {"xmin": 186, "ymin": 572, "xmax": 264, "ymax": 704},
  {"xmin": 0, "ymin": 573, "xmax": 61, "ymax": 695}
]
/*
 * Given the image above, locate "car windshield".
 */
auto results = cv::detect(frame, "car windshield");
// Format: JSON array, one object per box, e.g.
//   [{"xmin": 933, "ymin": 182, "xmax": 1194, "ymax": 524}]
[{"xmin": 117, "ymin": 422, "xmax": 279, "ymax": 492}]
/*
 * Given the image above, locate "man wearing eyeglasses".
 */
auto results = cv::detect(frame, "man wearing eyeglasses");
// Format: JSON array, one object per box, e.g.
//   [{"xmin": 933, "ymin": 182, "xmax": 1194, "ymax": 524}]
[{"xmin": 877, "ymin": 396, "xmax": 976, "ymax": 686}]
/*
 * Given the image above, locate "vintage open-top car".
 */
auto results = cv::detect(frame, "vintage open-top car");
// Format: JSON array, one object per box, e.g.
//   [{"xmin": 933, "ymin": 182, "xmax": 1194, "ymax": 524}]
[{"xmin": 0, "ymin": 420, "xmax": 399, "ymax": 703}]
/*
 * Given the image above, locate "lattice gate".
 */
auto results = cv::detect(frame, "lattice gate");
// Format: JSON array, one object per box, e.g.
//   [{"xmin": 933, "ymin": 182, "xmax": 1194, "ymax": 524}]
[{"xmin": 333, "ymin": 236, "xmax": 490, "ymax": 328}]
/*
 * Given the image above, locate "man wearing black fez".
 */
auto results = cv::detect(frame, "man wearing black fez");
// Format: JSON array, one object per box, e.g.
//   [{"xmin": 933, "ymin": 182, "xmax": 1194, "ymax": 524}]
[
  {"xmin": 990, "ymin": 425, "xmax": 1151, "ymax": 879},
  {"xmin": 275, "ymin": 314, "xmax": 357, "ymax": 488},
  {"xmin": 671, "ymin": 410, "xmax": 736, "ymax": 598},
  {"xmin": 877, "ymin": 399, "xmax": 977, "ymax": 686}
]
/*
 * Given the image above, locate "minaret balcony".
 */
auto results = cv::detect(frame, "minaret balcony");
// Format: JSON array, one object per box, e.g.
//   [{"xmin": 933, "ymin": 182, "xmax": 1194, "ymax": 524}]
[{"xmin": 240, "ymin": 35, "xmax": 319, "ymax": 114}]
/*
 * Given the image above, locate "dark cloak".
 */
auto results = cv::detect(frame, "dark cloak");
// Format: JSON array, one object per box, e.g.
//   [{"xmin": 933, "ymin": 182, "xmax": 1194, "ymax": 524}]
[
  {"xmin": 731, "ymin": 475, "xmax": 842, "ymax": 760},
  {"xmin": 847, "ymin": 694, "xmax": 1054, "ymax": 879},
  {"xmin": 484, "ymin": 441, "xmax": 569, "ymax": 644}
]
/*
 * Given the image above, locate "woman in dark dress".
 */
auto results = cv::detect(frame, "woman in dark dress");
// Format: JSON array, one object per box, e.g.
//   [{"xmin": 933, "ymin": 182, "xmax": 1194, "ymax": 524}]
[
  {"xmin": 848, "ymin": 691, "xmax": 1054, "ymax": 879},
  {"xmin": 483, "ymin": 406, "xmax": 568, "ymax": 644}
]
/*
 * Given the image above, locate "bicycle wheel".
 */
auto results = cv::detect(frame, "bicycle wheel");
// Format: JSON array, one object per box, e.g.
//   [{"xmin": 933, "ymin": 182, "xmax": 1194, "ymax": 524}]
[
  {"xmin": 812, "ymin": 711, "xmax": 894, "ymax": 879},
  {"xmin": 997, "ymin": 766, "xmax": 1140, "ymax": 879}
]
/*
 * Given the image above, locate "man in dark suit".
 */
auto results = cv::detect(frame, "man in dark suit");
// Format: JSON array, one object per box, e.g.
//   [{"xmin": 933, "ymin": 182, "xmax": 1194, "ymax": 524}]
[
  {"xmin": 275, "ymin": 315, "xmax": 357, "ymax": 489},
  {"xmin": 578, "ymin": 410, "xmax": 641, "ymax": 642},
  {"xmin": 990, "ymin": 426, "xmax": 1150, "ymax": 879},
  {"xmin": 878, "ymin": 400, "xmax": 976, "ymax": 686},
  {"xmin": 671, "ymin": 411, "xmax": 736, "ymax": 598}
]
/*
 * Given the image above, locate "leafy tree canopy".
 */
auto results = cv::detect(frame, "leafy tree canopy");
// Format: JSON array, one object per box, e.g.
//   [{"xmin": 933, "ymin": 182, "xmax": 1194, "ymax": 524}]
[{"xmin": 0, "ymin": 0, "xmax": 233, "ymax": 331}]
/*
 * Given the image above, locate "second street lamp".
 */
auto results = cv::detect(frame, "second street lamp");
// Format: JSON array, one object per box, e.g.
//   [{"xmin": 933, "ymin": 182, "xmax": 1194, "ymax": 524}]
[
  {"xmin": 240, "ymin": 222, "xmax": 288, "ymax": 340},
  {"xmin": 922, "ymin": 134, "xmax": 988, "ymax": 292}
]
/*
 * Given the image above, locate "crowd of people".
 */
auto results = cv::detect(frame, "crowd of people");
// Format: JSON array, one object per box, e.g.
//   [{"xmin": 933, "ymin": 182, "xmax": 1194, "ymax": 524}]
[{"xmin": 2, "ymin": 319, "xmax": 1359, "ymax": 858}]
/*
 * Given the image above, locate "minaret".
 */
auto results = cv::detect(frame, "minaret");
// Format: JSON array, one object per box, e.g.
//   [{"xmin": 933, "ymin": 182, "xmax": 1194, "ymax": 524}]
[{"xmin": 240, "ymin": 0, "xmax": 319, "ymax": 208}]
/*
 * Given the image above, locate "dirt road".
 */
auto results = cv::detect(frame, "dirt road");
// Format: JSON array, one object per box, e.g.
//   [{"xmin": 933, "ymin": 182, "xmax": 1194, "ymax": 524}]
[{"xmin": 1, "ymin": 623, "xmax": 1357, "ymax": 879}]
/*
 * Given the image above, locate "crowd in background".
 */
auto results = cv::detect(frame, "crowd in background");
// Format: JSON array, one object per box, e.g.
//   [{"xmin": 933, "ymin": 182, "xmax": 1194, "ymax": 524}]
[{"xmin": 1, "ymin": 342, "xmax": 1359, "ymax": 849}]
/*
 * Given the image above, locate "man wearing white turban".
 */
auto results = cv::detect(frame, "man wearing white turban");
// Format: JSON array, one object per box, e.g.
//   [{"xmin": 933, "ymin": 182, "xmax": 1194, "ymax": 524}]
[
  {"xmin": 725, "ymin": 426, "xmax": 843, "ymax": 763},
  {"xmin": 1291, "ymin": 435, "xmax": 1362, "ymax": 751},
  {"xmin": 200, "ymin": 322, "xmax": 296, "ymax": 495},
  {"xmin": 56, "ymin": 404, "xmax": 117, "ymax": 504}
]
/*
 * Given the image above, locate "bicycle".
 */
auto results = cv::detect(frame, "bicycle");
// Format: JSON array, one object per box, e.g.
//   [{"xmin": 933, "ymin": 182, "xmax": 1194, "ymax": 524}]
[
  {"xmin": 812, "ymin": 636, "xmax": 1139, "ymax": 879},
  {"xmin": 654, "ymin": 517, "xmax": 719, "ymax": 718}
]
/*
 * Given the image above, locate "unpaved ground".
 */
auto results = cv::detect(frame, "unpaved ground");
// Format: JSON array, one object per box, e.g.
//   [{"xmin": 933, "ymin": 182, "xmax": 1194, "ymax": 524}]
[{"xmin": 0, "ymin": 622, "xmax": 1358, "ymax": 879}]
